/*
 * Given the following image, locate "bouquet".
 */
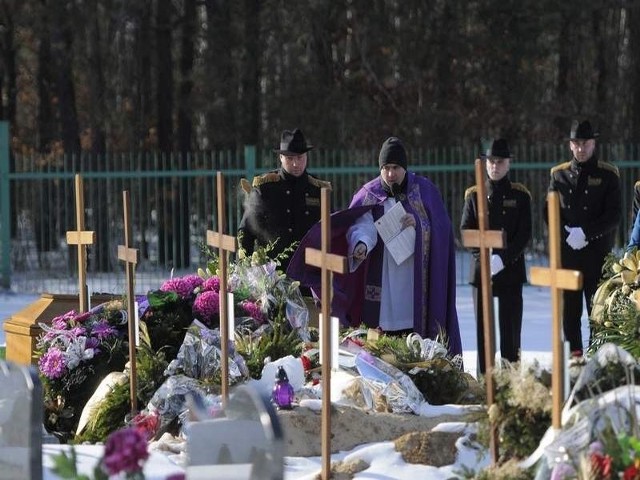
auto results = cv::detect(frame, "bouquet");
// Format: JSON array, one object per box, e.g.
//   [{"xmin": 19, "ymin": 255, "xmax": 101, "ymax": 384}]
[{"xmin": 37, "ymin": 301, "xmax": 130, "ymax": 438}]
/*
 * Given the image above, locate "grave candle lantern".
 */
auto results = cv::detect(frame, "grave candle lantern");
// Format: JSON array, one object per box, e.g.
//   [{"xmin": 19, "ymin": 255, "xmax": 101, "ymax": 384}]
[{"xmin": 272, "ymin": 366, "xmax": 295, "ymax": 410}]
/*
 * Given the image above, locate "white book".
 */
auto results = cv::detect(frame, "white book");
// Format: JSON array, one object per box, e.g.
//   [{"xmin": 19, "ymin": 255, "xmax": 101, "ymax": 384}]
[{"xmin": 374, "ymin": 201, "xmax": 415, "ymax": 265}]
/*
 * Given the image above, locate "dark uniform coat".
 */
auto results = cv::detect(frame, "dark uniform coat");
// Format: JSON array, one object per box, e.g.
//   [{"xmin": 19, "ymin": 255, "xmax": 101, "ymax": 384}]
[
  {"xmin": 549, "ymin": 156, "xmax": 621, "ymax": 261},
  {"xmin": 548, "ymin": 155, "xmax": 621, "ymax": 352},
  {"xmin": 238, "ymin": 168, "xmax": 331, "ymax": 270},
  {"xmin": 460, "ymin": 177, "xmax": 532, "ymax": 292}
]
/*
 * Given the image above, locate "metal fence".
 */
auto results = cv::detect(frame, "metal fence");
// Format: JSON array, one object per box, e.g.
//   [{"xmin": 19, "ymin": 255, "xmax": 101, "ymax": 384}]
[{"xmin": 2, "ymin": 132, "xmax": 640, "ymax": 294}]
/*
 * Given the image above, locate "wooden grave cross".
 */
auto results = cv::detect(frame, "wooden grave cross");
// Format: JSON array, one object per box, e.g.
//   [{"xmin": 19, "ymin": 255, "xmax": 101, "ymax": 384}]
[
  {"xmin": 529, "ymin": 192, "xmax": 582, "ymax": 429},
  {"xmin": 460, "ymin": 158, "xmax": 507, "ymax": 465},
  {"xmin": 304, "ymin": 188, "xmax": 347, "ymax": 480},
  {"xmin": 205, "ymin": 172, "xmax": 236, "ymax": 406},
  {"xmin": 117, "ymin": 190, "xmax": 140, "ymax": 416},
  {"xmin": 65, "ymin": 174, "xmax": 95, "ymax": 312}
]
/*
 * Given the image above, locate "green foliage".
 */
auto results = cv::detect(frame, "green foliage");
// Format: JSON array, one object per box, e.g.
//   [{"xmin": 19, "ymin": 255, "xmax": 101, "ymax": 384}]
[
  {"xmin": 477, "ymin": 364, "xmax": 551, "ymax": 462},
  {"xmin": 77, "ymin": 338, "xmax": 169, "ymax": 443},
  {"xmin": 142, "ymin": 291, "xmax": 193, "ymax": 357},
  {"xmin": 362, "ymin": 332, "xmax": 471, "ymax": 405},
  {"xmin": 235, "ymin": 319, "xmax": 304, "ymax": 379},
  {"xmin": 590, "ymin": 249, "xmax": 640, "ymax": 358}
]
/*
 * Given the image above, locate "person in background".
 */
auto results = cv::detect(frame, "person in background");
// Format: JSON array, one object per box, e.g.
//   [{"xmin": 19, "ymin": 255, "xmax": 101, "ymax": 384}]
[
  {"xmin": 628, "ymin": 181, "xmax": 640, "ymax": 249},
  {"xmin": 460, "ymin": 139, "xmax": 532, "ymax": 374},
  {"xmin": 548, "ymin": 120, "xmax": 621, "ymax": 356},
  {"xmin": 238, "ymin": 128, "xmax": 331, "ymax": 273},
  {"xmin": 336, "ymin": 136, "xmax": 461, "ymax": 356}
]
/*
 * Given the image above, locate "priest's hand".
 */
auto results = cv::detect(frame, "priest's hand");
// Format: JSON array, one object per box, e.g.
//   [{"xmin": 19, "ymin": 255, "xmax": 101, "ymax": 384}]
[
  {"xmin": 400, "ymin": 213, "xmax": 416, "ymax": 230},
  {"xmin": 353, "ymin": 241, "xmax": 368, "ymax": 261}
]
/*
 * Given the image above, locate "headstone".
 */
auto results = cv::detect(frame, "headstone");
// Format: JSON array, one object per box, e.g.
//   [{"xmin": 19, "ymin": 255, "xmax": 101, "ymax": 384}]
[
  {"xmin": 206, "ymin": 172, "xmax": 236, "ymax": 405},
  {"xmin": 460, "ymin": 158, "xmax": 506, "ymax": 464},
  {"xmin": 0, "ymin": 360, "xmax": 43, "ymax": 480},
  {"xmin": 304, "ymin": 188, "xmax": 347, "ymax": 480},
  {"xmin": 186, "ymin": 384, "xmax": 283, "ymax": 480},
  {"xmin": 530, "ymin": 192, "xmax": 582, "ymax": 429}
]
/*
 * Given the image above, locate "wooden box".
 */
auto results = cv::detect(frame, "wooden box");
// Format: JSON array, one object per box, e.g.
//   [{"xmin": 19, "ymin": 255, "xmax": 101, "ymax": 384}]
[{"xmin": 3, "ymin": 293, "xmax": 117, "ymax": 365}]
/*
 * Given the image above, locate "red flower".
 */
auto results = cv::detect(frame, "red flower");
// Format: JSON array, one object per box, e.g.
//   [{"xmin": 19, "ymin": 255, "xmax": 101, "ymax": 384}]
[
  {"xmin": 623, "ymin": 465, "xmax": 640, "ymax": 480},
  {"xmin": 590, "ymin": 452, "xmax": 613, "ymax": 480},
  {"xmin": 131, "ymin": 410, "xmax": 160, "ymax": 440},
  {"xmin": 300, "ymin": 355, "xmax": 312, "ymax": 372}
]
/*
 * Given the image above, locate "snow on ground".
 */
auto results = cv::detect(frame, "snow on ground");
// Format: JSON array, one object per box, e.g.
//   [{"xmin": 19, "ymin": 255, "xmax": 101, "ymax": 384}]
[{"xmin": 0, "ymin": 280, "xmax": 589, "ymax": 479}]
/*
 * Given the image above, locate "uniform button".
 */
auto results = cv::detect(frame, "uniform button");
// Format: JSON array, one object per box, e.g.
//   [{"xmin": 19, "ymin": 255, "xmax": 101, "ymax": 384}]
[
  {"xmin": 305, "ymin": 211, "xmax": 309, "ymax": 215},
  {"xmin": 286, "ymin": 190, "xmax": 291, "ymax": 195},
  {"xmin": 502, "ymin": 211, "xmax": 506, "ymax": 215},
  {"xmin": 286, "ymin": 209, "xmax": 291, "ymax": 213},
  {"xmin": 288, "ymin": 228, "xmax": 293, "ymax": 232},
  {"xmin": 569, "ymin": 189, "xmax": 572, "ymax": 193},
  {"xmin": 584, "ymin": 190, "xmax": 588, "ymax": 194},
  {"xmin": 305, "ymin": 193, "xmax": 309, "ymax": 197},
  {"xmin": 584, "ymin": 206, "xmax": 588, "ymax": 210}
]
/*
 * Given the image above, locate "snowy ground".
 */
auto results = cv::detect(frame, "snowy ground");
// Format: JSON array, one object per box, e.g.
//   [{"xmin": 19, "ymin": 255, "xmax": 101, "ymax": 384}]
[{"xmin": 0, "ymin": 280, "xmax": 589, "ymax": 479}]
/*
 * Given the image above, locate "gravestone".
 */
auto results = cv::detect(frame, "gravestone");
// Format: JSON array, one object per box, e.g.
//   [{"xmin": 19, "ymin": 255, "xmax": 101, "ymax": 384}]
[
  {"xmin": 186, "ymin": 384, "xmax": 284, "ymax": 480},
  {"xmin": 0, "ymin": 360, "xmax": 43, "ymax": 480}
]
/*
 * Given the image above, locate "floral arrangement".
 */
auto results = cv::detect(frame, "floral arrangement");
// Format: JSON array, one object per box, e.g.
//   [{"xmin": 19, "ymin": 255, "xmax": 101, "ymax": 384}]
[
  {"xmin": 550, "ymin": 430, "xmax": 640, "ymax": 480},
  {"xmin": 37, "ymin": 301, "xmax": 130, "ymax": 438},
  {"xmin": 481, "ymin": 362, "xmax": 552, "ymax": 462},
  {"xmin": 590, "ymin": 249, "xmax": 640, "ymax": 357},
  {"xmin": 50, "ymin": 425, "xmax": 184, "ymax": 480}
]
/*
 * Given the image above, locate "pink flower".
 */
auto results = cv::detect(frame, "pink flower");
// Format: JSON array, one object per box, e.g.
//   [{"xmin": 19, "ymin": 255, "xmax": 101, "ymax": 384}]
[
  {"xmin": 193, "ymin": 291, "xmax": 220, "ymax": 324},
  {"xmin": 160, "ymin": 274, "xmax": 203, "ymax": 299},
  {"xmin": 202, "ymin": 276, "xmax": 221, "ymax": 292},
  {"xmin": 102, "ymin": 427, "xmax": 149, "ymax": 475},
  {"xmin": 240, "ymin": 300, "xmax": 265, "ymax": 323},
  {"xmin": 38, "ymin": 347, "xmax": 66, "ymax": 379}
]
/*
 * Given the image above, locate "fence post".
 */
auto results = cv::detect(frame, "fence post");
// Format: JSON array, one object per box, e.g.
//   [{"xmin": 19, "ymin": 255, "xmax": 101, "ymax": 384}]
[
  {"xmin": 0, "ymin": 121, "xmax": 10, "ymax": 288},
  {"xmin": 244, "ymin": 145, "xmax": 256, "ymax": 182}
]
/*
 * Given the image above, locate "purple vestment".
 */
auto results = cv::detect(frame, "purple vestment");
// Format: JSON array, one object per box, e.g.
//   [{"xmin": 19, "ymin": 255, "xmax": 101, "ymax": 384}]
[{"xmin": 287, "ymin": 172, "xmax": 461, "ymax": 356}]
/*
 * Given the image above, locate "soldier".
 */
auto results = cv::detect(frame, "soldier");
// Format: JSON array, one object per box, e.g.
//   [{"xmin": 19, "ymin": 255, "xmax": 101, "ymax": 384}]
[
  {"xmin": 461, "ymin": 139, "xmax": 532, "ymax": 374},
  {"xmin": 548, "ymin": 120, "xmax": 621, "ymax": 356},
  {"xmin": 238, "ymin": 128, "xmax": 331, "ymax": 272}
]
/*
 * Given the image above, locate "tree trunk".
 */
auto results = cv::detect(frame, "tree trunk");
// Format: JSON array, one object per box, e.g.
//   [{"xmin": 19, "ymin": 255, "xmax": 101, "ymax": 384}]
[{"xmin": 156, "ymin": 0, "xmax": 175, "ymax": 266}]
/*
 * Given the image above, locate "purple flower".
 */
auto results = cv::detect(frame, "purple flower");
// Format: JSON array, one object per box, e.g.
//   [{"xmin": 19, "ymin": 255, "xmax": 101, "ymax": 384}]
[
  {"xmin": 68, "ymin": 326, "xmax": 87, "ymax": 338},
  {"xmin": 38, "ymin": 348, "xmax": 66, "ymax": 379},
  {"xmin": 92, "ymin": 321, "xmax": 116, "ymax": 340},
  {"xmin": 160, "ymin": 274, "xmax": 203, "ymax": 299},
  {"xmin": 202, "ymin": 276, "xmax": 221, "ymax": 292},
  {"xmin": 102, "ymin": 427, "xmax": 149, "ymax": 475},
  {"xmin": 240, "ymin": 300, "xmax": 265, "ymax": 323},
  {"xmin": 52, "ymin": 316, "xmax": 69, "ymax": 330},
  {"xmin": 193, "ymin": 291, "xmax": 220, "ymax": 324},
  {"xmin": 85, "ymin": 336, "xmax": 100, "ymax": 349}
]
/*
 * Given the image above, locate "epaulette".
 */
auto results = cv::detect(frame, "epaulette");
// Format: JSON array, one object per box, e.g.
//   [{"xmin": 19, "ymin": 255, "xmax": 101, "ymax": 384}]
[
  {"xmin": 597, "ymin": 161, "xmax": 620, "ymax": 176},
  {"xmin": 308, "ymin": 175, "xmax": 332, "ymax": 190},
  {"xmin": 464, "ymin": 185, "xmax": 477, "ymax": 200},
  {"xmin": 511, "ymin": 182, "xmax": 531, "ymax": 197},
  {"xmin": 252, "ymin": 171, "xmax": 281, "ymax": 187},
  {"xmin": 635, "ymin": 179, "xmax": 640, "ymax": 189},
  {"xmin": 550, "ymin": 161, "xmax": 571, "ymax": 175}
]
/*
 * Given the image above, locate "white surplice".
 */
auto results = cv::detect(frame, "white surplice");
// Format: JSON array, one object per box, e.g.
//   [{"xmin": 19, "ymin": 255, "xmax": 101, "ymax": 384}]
[{"xmin": 347, "ymin": 197, "xmax": 414, "ymax": 331}]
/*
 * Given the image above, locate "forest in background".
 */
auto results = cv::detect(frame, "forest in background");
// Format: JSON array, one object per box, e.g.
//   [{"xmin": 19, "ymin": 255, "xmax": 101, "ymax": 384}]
[{"xmin": 1, "ymin": 0, "xmax": 640, "ymax": 155}]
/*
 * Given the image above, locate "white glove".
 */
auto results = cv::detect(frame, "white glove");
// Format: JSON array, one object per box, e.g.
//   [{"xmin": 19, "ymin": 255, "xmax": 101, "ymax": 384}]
[
  {"xmin": 564, "ymin": 226, "xmax": 589, "ymax": 250},
  {"xmin": 490, "ymin": 254, "xmax": 504, "ymax": 276}
]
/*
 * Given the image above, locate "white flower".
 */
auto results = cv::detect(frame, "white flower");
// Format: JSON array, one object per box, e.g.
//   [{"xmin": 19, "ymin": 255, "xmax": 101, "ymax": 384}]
[{"xmin": 64, "ymin": 337, "xmax": 95, "ymax": 370}]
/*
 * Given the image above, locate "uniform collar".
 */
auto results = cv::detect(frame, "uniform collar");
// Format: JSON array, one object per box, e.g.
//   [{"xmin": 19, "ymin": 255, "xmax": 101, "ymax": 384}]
[
  {"xmin": 280, "ymin": 168, "xmax": 308, "ymax": 182},
  {"xmin": 571, "ymin": 154, "xmax": 597, "ymax": 172},
  {"xmin": 487, "ymin": 176, "xmax": 511, "ymax": 195}
]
